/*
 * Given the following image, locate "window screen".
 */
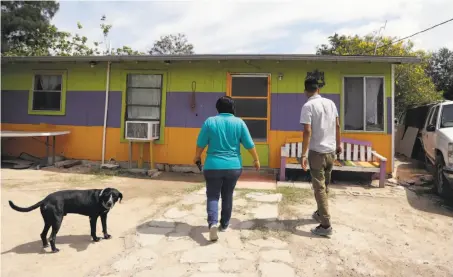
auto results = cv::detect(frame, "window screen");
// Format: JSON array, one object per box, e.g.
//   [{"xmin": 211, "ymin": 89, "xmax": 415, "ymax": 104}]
[
  {"xmin": 32, "ymin": 75, "xmax": 63, "ymax": 111},
  {"xmin": 234, "ymin": 99, "xmax": 267, "ymax": 118},
  {"xmin": 243, "ymin": 119, "xmax": 267, "ymax": 141},
  {"xmin": 231, "ymin": 77, "xmax": 267, "ymax": 97},
  {"xmin": 126, "ymin": 74, "xmax": 162, "ymax": 121}
]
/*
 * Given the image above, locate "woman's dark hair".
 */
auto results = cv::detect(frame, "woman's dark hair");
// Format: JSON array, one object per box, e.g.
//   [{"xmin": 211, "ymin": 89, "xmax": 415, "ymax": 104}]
[{"xmin": 216, "ymin": 96, "xmax": 235, "ymax": 115}]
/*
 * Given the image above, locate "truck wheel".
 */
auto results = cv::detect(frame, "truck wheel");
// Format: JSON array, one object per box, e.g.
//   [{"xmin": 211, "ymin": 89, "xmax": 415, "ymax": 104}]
[{"xmin": 434, "ymin": 154, "xmax": 448, "ymax": 197}]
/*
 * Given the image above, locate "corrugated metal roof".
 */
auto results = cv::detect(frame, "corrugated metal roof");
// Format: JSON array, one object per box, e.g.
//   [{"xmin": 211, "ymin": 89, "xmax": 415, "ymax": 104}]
[{"xmin": 1, "ymin": 54, "xmax": 421, "ymax": 64}]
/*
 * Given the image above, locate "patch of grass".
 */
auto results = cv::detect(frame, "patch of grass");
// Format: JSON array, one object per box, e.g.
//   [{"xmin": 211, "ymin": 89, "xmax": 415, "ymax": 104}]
[
  {"xmin": 277, "ymin": 187, "xmax": 312, "ymax": 218},
  {"xmin": 179, "ymin": 204, "xmax": 195, "ymax": 211},
  {"xmin": 233, "ymin": 201, "xmax": 258, "ymax": 215},
  {"xmin": 242, "ymin": 221, "xmax": 292, "ymax": 241},
  {"xmin": 183, "ymin": 182, "xmax": 205, "ymax": 194},
  {"xmin": 44, "ymin": 172, "xmax": 113, "ymax": 185},
  {"xmin": 235, "ymin": 188, "xmax": 274, "ymax": 198},
  {"xmin": 277, "ymin": 187, "xmax": 312, "ymax": 205}
]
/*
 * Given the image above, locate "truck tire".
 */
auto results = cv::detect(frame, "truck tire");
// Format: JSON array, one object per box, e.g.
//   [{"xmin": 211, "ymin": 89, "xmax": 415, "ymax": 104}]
[{"xmin": 434, "ymin": 154, "xmax": 449, "ymax": 197}]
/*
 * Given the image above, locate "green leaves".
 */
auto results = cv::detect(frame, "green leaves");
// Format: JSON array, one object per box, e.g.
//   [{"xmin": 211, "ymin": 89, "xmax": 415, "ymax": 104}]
[
  {"xmin": 426, "ymin": 48, "xmax": 453, "ymax": 99},
  {"xmin": 316, "ymin": 33, "xmax": 442, "ymax": 114},
  {"xmin": 1, "ymin": 11, "xmax": 142, "ymax": 57},
  {"xmin": 148, "ymin": 33, "xmax": 194, "ymax": 55}
]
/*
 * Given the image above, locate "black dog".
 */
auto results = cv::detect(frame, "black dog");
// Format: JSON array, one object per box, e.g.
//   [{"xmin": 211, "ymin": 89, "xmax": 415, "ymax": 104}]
[{"xmin": 9, "ymin": 187, "xmax": 123, "ymax": 253}]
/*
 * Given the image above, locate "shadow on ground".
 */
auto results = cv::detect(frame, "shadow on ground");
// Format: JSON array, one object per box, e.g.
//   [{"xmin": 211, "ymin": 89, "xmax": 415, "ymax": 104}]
[
  {"xmin": 394, "ymin": 156, "xmax": 453, "ymax": 216},
  {"xmin": 137, "ymin": 217, "xmax": 325, "ymax": 247},
  {"xmin": 404, "ymin": 185, "xmax": 453, "ymax": 217},
  {"xmin": 1, "ymin": 235, "xmax": 93, "ymax": 255}
]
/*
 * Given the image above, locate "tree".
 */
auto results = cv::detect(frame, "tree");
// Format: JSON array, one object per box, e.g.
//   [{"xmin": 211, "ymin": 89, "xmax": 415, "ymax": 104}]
[
  {"xmin": 1, "ymin": 1, "xmax": 60, "ymax": 55},
  {"xmin": 2, "ymin": 14, "xmax": 144, "ymax": 56},
  {"xmin": 426, "ymin": 47, "xmax": 453, "ymax": 99},
  {"xmin": 316, "ymin": 33, "xmax": 442, "ymax": 115},
  {"xmin": 149, "ymin": 33, "xmax": 194, "ymax": 55}
]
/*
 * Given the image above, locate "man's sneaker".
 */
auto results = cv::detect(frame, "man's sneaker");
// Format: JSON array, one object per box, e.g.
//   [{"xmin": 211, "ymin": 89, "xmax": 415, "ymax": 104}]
[
  {"xmin": 209, "ymin": 224, "xmax": 219, "ymax": 241},
  {"xmin": 312, "ymin": 211, "xmax": 321, "ymax": 223},
  {"xmin": 219, "ymin": 224, "xmax": 228, "ymax": 232},
  {"xmin": 311, "ymin": 224, "xmax": 332, "ymax": 237}
]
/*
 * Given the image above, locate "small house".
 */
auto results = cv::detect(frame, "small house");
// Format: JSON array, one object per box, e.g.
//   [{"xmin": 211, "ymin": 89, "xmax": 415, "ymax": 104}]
[{"xmin": 1, "ymin": 54, "xmax": 420, "ymax": 175}]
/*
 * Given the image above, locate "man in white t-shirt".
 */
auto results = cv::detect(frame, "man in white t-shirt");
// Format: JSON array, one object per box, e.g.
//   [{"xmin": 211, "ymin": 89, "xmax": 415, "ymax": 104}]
[{"xmin": 300, "ymin": 77, "xmax": 341, "ymax": 237}]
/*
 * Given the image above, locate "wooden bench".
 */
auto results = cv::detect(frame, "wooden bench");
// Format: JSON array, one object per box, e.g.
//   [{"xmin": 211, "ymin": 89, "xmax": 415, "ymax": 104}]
[{"xmin": 280, "ymin": 138, "xmax": 387, "ymax": 188}]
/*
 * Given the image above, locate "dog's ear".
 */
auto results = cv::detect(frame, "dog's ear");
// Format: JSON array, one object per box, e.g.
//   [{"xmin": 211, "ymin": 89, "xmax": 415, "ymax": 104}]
[
  {"xmin": 99, "ymin": 188, "xmax": 106, "ymax": 197},
  {"xmin": 119, "ymin": 192, "xmax": 123, "ymax": 203}
]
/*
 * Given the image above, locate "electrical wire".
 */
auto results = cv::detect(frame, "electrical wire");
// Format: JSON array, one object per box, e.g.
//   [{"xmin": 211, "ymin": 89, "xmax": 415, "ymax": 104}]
[{"xmin": 363, "ymin": 17, "xmax": 453, "ymax": 55}]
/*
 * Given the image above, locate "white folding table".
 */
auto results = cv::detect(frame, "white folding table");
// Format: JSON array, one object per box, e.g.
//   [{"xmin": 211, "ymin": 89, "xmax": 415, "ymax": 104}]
[{"xmin": 1, "ymin": 130, "xmax": 70, "ymax": 166}]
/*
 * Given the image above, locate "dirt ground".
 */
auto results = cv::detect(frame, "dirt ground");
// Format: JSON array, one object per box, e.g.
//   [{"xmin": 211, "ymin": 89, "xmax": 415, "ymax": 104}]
[
  {"xmin": 1, "ymin": 162, "xmax": 453, "ymax": 277},
  {"xmin": 1, "ymin": 168, "xmax": 202, "ymax": 277}
]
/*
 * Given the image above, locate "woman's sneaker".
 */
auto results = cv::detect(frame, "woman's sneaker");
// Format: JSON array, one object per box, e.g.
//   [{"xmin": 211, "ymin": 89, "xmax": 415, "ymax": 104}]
[
  {"xmin": 209, "ymin": 224, "xmax": 219, "ymax": 241},
  {"xmin": 310, "ymin": 224, "xmax": 332, "ymax": 237},
  {"xmin": 219, "ymin": 224, "xmax": 228, "ymax": 232}
]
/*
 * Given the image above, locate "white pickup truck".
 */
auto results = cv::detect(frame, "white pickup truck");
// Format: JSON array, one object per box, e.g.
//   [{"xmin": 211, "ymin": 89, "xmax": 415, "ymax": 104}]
[{"xmin": 421, "ymin": 100, "xmax": 453, "ymax": 198}]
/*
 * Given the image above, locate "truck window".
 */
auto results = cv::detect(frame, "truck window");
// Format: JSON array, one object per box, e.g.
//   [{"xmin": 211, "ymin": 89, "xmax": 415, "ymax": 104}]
[
  {"xmin": 440, "ymin": 104, "xmax": 453, "ymax": 128},
  {"xmin": 429, "ymin": 106, "xmax": 440, "ymax": 127},
  {"xmin": 425, "ymin": 107, "xmax": 435, "ymax": 128}
]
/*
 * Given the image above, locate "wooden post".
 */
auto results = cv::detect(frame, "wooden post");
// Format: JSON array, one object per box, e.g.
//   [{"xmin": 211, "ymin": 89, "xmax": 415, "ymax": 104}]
[
  {"xmin": 138, "ymin": 143, "xmax": 144, "ymax": 168},
  {"xmin": 149, "ymin": 140, "xmax": 154, "ymax": 169},
  {"xmin": 128, "ymin": 140, "xmax": 132, "ymax": 169}
]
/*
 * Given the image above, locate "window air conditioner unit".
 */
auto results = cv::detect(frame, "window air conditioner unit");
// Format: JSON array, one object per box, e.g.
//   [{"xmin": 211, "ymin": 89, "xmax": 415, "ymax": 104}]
[{"xmin": 125, "ymin": 121, "xmax": 160, "ymax": 141}]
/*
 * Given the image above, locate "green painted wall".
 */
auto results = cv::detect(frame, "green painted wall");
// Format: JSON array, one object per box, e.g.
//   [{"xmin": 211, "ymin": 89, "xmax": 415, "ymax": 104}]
[
  {"xmin": 240, "ymin": 144, "xmax": 269, "ymax": 167},
  {"xmin": 2, "ymin": 61, "xmax": 391, "ymax": 96}
]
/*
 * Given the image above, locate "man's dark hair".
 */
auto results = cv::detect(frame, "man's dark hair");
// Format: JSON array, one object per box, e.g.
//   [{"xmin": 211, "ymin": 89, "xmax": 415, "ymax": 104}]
[
  {"xmin": 305, "ymin": 76, "xmax": 319, "ymax": 93},
  {"xmin": 216, "ymin": 96, "xmax": 235, "ymax": 115}
]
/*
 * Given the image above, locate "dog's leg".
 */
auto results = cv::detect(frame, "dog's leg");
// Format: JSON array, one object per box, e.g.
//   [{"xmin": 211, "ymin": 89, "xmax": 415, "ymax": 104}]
[
  {"xmin": 49, "ymin": 216, "xmax": 63, "ymax": 253},
  {"xmin": 90, "ymin": 216, "xmax": 100, "ymax": 242},
  {"xmin": 40, "ymin": 223, "xmax": 51, "ymax": 248},
  {"xmin": 100, "ymin": 213, "xmax": 111, "ymax": 239}
]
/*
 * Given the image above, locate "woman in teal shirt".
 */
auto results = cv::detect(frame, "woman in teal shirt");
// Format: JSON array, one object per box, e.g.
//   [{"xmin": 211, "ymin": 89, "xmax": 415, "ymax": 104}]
[{"xmin": 194, "ymin": 96, "xmax": 260, "ymax": 242}]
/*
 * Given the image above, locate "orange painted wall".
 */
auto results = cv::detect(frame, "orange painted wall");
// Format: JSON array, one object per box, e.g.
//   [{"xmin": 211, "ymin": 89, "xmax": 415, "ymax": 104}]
[
  {"xmin": 2, "ymin": 124, "xmax": 390, "ymax": 173},
  {"xmin": 1, "ymin": 124, "xmax": 206, "ymax": 165}
]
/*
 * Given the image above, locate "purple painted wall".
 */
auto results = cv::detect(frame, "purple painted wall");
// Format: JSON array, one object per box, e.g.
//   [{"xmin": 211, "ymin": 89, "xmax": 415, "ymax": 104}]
[
  {"xmin": 1, "ymin": 90, "xmax": 122, "ymax": 127},
  {"xmin": 387, "ymin": 97, "xmax": 392, "ymax": 135},
  {"xmin": 165, "ymin": 92, "xmax": 340, "ymax": 131},
  {"xmin": 165, "ymin": 92, "xmax": 225, "ymax": 128},
  {"xmin": 3, "ymin": 90, "xmax": 387, "ymax": 133},
  {"xmin": 271, "ymin": 93, "xmax": 340, "ymax": 131}
]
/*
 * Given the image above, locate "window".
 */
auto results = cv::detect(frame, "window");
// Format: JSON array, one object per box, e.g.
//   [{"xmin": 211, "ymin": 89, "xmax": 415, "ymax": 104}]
[
  {"xmin": 429, "ymin": 106, "xmax": 440, "ymax": 127},
  {"xmin": 440, "ymin": 104, "xmax": 453, "ymax": 128},
  {"xmin": 230, "ymin": 75, "xmax": 269, "ymax": 141},
  {"xmin": 125, "ymin": 74, "xmax": 162, "ymax": 121},
  {"xmin": 344, "ymin": 77, "xmax": 384, "ymax": 132},
  {"xmin": 32, "ymin": 74, "xmax": 63, "ymax": 111}
]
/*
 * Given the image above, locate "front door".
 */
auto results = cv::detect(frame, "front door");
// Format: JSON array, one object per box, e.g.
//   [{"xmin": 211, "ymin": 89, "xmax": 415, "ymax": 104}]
[{"xmin": 227, "ymin": 74, "xmax": 270, "ymax": 167}]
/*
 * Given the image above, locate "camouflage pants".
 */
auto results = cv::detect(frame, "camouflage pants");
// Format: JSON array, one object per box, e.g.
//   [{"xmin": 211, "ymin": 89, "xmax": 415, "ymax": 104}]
[{"xmin": 308, "ymin": 150, "xmax": 335, "ymax": 227}]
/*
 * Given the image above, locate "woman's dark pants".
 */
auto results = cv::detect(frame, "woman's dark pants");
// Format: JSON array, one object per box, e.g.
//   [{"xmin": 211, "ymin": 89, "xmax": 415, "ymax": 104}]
[{"xmin": 203, "ymin": 169, "xmax": 242, "ymax": 227}]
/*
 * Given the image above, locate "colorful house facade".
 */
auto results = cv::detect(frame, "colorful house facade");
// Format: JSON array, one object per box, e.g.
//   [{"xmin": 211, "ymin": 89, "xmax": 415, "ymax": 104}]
[{"xmin": 1, "ymin": 55, "xmax": 420, "ymax": 174}]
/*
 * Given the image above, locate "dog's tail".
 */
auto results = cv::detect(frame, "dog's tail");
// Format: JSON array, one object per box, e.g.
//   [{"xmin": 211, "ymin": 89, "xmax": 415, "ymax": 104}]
[{"xmin": 8, "ymin": 200, "xmax": 43, "ymax": 212}]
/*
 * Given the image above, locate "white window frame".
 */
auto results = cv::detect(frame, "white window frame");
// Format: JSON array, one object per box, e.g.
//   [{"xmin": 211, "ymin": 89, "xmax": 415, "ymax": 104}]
[{"xmin": 342, "ymin": 75, "xmax": 386, "ymax": 133}]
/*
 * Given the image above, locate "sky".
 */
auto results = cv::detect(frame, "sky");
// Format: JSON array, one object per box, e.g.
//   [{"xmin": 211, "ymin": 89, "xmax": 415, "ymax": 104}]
[{"xmin": 52, "ymin": 0, "xmax": 453, "ymax": 54}]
